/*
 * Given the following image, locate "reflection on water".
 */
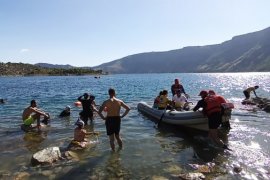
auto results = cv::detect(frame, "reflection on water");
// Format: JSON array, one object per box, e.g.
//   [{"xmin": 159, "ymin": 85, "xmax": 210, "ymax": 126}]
[
  {"xmin": 23, "ymin": 131, "xmax": 48, "ymax": 152},
  {"xmin": 0, "ymin": 73, "xmax": 270, "ymax": 179}
]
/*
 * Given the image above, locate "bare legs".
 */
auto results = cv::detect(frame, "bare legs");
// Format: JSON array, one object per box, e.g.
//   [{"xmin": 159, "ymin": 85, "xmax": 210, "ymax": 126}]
[
  {"xmin": 109, "ymin": 134, "xmax": 123, "ymax": 151},
  {"xmin": 32, "ymin": 113, "xmax": 41, "ymax": 130}
]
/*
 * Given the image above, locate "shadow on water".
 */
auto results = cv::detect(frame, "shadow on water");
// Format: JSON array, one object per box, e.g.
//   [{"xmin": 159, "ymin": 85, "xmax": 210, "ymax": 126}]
[
  {"xmin": 23, "ymin": 131, "xmax": 48, "ymax": 152},
  {"xmin": 55, "ymin": 150, "xmax": 131, "ymax": 179},
  {"xmin": 54, "ymin": 156, "xmax": 105, "ymax": 179}
]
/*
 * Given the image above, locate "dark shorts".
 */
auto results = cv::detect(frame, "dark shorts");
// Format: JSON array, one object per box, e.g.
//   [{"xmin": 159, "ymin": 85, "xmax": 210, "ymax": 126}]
[
  {"xmin": 208, "ymin": 112, "xmax": 222, "ymax": 129},
  {"xmin": 81, "ymin": 111, "xmax": 93, "ymax": 118},
  {"xmin": 105, "ymin": 116, "xmax": 121, "ymax": 136},
  {"xmin": 243, "ymin": 90, "xmax": 250, "ymax": 99}
]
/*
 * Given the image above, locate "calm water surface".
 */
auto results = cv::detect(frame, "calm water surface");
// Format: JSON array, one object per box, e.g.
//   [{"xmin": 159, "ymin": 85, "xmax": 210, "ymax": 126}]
[{"xmin": 0, "ymin": 73, "xmax": 270, "ymax": 179}]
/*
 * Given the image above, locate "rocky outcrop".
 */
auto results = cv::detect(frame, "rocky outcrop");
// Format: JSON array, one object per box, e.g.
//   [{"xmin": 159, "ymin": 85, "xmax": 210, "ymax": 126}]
[
  {"xmin": 31, "ymin": 147, "xmax": 62, "ymax": 166},
  {"xmin": 242, "ymin": 97, "xmax": 270, "ymax": 113}
]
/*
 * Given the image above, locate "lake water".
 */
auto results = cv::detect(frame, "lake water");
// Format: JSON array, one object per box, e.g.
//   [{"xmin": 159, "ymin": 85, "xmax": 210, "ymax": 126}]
[{"xmin": 0, "ymin": 73, "xmax": 270, "ymax": 179}]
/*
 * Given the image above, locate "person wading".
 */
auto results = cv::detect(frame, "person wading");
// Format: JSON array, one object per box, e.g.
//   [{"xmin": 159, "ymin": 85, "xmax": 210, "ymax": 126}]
[
  {"xmin": 98, "ymin": 88, "xmax": 130, "ymax": 151},
  {"xmin": 193, "ymin": 90, "xmax": 230, "ymax": 150}
]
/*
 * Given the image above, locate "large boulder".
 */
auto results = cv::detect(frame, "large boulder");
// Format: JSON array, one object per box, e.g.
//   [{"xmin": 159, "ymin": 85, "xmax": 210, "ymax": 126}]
[
  {"xmin": 263, "ymin": 104, "xmax": 270, "ymax": 112},
  {"xmin": 31, "ymin": 147, "xmax": 62, "ymax": 166},
  {"xmin": 242, "ymin": 97, "xmax": 270, "ymax": 113}
]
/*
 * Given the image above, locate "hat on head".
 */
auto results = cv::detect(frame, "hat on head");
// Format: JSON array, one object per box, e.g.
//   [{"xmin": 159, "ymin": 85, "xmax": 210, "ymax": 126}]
[
  {"xmin": 65, "ymin": 105, "xmax": 71, "ymax": 110},
  {"xmin": 75, "ymin": 119, "xmax": 84, "ymax": 127},
  {"xmin": 198, "ymin": 90, "xmax": 208, "ymax": 96}
]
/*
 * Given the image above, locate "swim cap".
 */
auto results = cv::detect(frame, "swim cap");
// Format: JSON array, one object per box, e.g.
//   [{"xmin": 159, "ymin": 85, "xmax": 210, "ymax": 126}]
[{"xmin": 75, "ymin": 119, "xmax": 84, "ymax": 127}]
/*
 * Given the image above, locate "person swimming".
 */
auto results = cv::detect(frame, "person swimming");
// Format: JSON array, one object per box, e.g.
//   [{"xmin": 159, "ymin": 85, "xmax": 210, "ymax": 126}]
[{"xmin": 59, "ymin": 106, "xmax": 71, "ymax": 117}]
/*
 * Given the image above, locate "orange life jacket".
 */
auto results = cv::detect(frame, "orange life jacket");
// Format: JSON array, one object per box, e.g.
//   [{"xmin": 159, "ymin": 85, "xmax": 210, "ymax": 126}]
[{"xmin": 204, "ymin": 95, "xmax": 221, "ymax": 116}]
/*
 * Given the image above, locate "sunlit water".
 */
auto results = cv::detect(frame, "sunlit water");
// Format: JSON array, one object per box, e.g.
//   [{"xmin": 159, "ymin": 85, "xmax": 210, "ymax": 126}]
[{"xmin": 0, "ymin": 73, "xmax": 270, "ymax": 179}]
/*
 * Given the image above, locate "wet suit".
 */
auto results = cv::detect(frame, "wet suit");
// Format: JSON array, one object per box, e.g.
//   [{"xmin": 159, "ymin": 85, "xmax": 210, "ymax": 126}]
[{"xmin": 78, "ymin": 96, "xmax": 94, "ymax": 124}]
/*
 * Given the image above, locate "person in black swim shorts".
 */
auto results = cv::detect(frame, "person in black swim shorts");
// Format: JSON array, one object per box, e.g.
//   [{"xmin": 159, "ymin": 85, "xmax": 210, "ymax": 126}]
[{"xmin": 98, "ymin": 88, "xmax": 130, "ymax": 151}]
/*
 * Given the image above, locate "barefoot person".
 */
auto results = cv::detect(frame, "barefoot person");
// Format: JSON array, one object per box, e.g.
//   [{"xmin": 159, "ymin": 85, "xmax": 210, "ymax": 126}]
[
  {"xmin": 22, "ymin": 100, "xmax": 49, "ymax": 131},
  {"xmin": 98, "ymin": 88, "xmax": 130, "ymax": 151}
]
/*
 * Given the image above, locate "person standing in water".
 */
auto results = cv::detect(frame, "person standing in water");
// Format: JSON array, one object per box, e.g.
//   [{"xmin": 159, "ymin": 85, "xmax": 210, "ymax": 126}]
[
  {"xmin": 78, "ymin": 93, "xmax": 97, "ymax": 124},
  {"xmin": 193, "ymin": 91, "xmax": 229, "ymax": 150},
  {"xmin": 22, "ymin": 100, "xmax": 49, "ymax": 131},
  {"xmin": 98, "ymin": 88, "xmax": 130, "ymax": 151}
]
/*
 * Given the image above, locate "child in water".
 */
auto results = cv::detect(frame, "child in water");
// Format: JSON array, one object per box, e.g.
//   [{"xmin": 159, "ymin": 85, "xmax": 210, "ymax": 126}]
[{"xmin": 70, "ymin": 113, "xmax": 99, "ymax": 149}]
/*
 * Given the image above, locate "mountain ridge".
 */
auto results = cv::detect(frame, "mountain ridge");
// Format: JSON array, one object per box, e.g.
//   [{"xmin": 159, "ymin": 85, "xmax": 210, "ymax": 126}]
[{"xmin": 94, "ymin": 26, "xmax": 270, "ymax": 73}]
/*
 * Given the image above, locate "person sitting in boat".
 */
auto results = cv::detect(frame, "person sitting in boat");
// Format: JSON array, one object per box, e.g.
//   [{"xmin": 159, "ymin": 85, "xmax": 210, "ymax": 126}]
[
  {"xmin": 172, "ymin": 90, "xmax": 188, "ymax": 111},
  {"xmin": 69, "ymin": 114, "xmax": 98, "ymax": 149},
  {"xmin": 153, "ymin": 91, "xmax": 163, "ymax": 108},
  {"xmin": 209, "ymin": 90, "xmax": 232, "ymax": 130},
  {"xmin": 158, "ymin": 90, "xmax": 172, "ymax": 110},
  {"xmin": 193, "ymin": 90, "xmax": 230, "ymax": 150},
  {"xmin": 59, "ymin": 105, "xmax": 71, "ymax": 117},
  {"xmin": 243, "ymin": 86, "xmax": 259, "ymax": 100},
  {"xmin": 171, "ymin": 78, "xmax": 189, "ymax": 98}
]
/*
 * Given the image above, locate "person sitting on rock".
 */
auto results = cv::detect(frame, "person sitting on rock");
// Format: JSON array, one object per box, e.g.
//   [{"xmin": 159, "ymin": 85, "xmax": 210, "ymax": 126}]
[
  {"xmin": 22, "ymin": 100, "xmax": 49, "ymax": 131},
  {"xmin": 69, "ymin": 113, "xmax": 98, "ymax": 149}
]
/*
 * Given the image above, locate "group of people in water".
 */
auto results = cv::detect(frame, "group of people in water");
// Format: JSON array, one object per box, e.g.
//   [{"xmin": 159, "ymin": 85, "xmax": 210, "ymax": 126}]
[
  {"xmin": 21, "ymin": 88, "xmax": 130, "ymax": 151},
  {"xmin": 19, "ymin": 78, "xmax": 260, "ymax": 152}
]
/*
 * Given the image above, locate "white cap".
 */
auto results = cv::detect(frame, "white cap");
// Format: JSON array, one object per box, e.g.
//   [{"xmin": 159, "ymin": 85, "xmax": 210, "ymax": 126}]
[{"xmin": 75, "ymin": 119, "xmax": 84, "ymax": 127}]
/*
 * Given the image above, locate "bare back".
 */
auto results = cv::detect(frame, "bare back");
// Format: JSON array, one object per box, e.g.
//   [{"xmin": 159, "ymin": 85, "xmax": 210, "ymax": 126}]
[
  {"xmin": 104, "ymin": 97, "xmax": 123, "ymax": 117},
  {"xmin": 22, "ymin": 107, "xmax": 36, "ymax": 120}
]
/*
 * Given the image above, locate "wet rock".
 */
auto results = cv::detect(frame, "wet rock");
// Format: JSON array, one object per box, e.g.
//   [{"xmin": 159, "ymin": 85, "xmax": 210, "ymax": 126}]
[
  {"xmin": 63, "ymin": 151, "xmax": 80, "ymax": 161},
  {"xmin": 244, "ymin": 97, "xmax": 270, "ymax": 113},
  {"xmin": 164, "ymin": 165, "xmax": 182, "ymax": 174},
  {"xmin": 0, "ymin": 170, "xmax": 11, "ymax": 179},
  {"xmin": 263, "ymin": 104, "xmax": 270, "ymax": 112},
  {"xmin": 31, "ymin": 147, "xmax": 62, "ymax": 166},
  {"xmin": 151, "ymin": 175, "xmax": 169, "ymax": 180},
  {"xmin": 188, "ymin": 163, "xmax": 215, "ymax": 173},
  {"xmin": 233, "ymin": 166, "xmax": 242, "ymax": 173},
  {"xmin": 13, "ymin": 172, "xmax": 30, "ymax": 180},
  {"xmin": 177, "ymin": 172, "xmax": 205, "ymax": 180}
]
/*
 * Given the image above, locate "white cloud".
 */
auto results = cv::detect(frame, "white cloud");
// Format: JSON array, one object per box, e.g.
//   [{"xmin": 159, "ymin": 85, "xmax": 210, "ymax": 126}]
[{"xmin": 20, "ymin": 48, "xmax": 30, "ymax": 53}]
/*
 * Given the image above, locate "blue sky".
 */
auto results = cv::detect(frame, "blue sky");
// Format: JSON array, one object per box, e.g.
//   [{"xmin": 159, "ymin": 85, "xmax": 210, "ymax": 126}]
[{"xmin": 0, "ymin": 0, "xmax": 269, "ymax": 67}]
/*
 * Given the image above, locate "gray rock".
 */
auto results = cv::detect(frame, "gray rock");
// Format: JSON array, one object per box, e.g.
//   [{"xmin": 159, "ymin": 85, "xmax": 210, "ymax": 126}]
[
  {"xmin": 31, "ymin": 147, "xmax": 62, "ymax": 166},
  {"xmin": 263, "ymin": 104, "xmax": 270, "ymax": 112}
]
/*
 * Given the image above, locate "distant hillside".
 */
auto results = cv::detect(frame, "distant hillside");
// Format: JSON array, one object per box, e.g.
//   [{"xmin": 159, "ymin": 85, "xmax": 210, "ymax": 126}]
[
  {"xmin": 35, "ymin": 63, "xmax": 74, "ymax": 69},
  {"xmin": 0, "ymin": 62, "xmax": 103, "ymax": 76},
  {"xmin": 94, "ymin": 27, "xmax": 270, "ymax": 73}
]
